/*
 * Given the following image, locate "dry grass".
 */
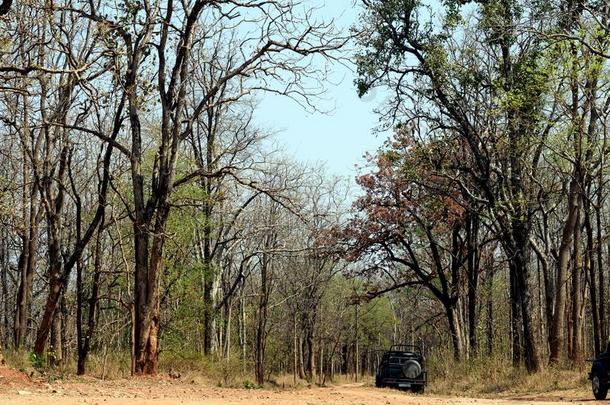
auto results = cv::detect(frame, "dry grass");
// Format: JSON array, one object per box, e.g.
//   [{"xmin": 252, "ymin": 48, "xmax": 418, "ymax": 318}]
[
  {"xmin": 2, "ymin": 349, "xmax": 133, "ymax": 381},
  {"xmin": 3, "ymin": 348, "xmax": 257, "ymax": 387},
  {"xmin": 271, "ymin": 374, "xmax": 312, "ymax": 388},
  {"xmin": 426, "ymin": 350, "xmax": 590, "ymax": 398},
  {"xmin": 3, "ymin": 349, "xmax": 32, "ymax": 373},
  {"xmin": 84, "ymin": 350, "xmax": 132, "ymax": 379},
  {"xmin": 159, "ymin": 351, "xmax": 257, "ymax": 388},
  {"xmin": 1, "ymin": 347, "xmax": 593, "ymax": 398}
]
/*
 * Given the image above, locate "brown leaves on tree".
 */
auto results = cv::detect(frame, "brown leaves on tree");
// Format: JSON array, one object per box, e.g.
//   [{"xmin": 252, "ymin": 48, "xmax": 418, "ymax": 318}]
[{"xmin": 341, "ymin": 128, "xmax": 466, "ymax": 262}]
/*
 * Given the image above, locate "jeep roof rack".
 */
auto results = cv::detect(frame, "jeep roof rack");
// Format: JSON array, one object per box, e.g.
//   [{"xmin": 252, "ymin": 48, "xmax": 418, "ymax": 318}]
[{"xmin": 389, "ymin": 344, "xmax": 421, "ymax": 353}]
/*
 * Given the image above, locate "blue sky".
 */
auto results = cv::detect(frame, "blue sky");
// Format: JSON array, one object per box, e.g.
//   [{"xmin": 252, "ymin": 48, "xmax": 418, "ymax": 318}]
[{"xmin": 255, "ymin": 0, "xmax": 387, "ymax": 182}]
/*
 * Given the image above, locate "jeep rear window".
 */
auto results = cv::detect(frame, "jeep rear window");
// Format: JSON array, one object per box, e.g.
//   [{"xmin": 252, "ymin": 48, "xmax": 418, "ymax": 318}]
[{"xmin": 384, "ymin": 366, "xmax": 403, "ymax": 377}]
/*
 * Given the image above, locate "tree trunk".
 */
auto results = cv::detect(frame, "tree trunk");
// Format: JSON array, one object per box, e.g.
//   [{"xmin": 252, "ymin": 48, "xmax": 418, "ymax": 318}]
[
  {"xmin": 77, "ymin": 227, "xmax": 103, "ymax": 375},
  {"xmin": 299, "ymin": 337, "xmax": 306, "ymax": 379},
  {"xmin": 585, "ymin": 199, "xmax": 601, "ymax": 356},
  {"xmin": 132, "ymin": 203, "xmax": 168, "ymax": 375},
  {"xmin": 0, "ymin": 234, "xmax": 9, "ymax": 347},
  {"xmin": 203, "ymin": 275, "xmax": 216, "ymax": 356},
  {"xmin": 14, "ymin": 215, "xmax": 39, "ymax": 348},
  {"xmin": 550, "ymin": 177, "xmax": 581, "ymax": 362},
  {"xmin": 486, "ymin": 265, "xmax": 494, "ymax": 356},
  {"xmin": 570, "ymin": 210, "xmax": 584, "ymax": 364},
  {"xmin": 201, "ymin": 114, "xmax": 219, "ymax": 356},
  {"xmin": 597, "ymin": 198, "xmax": 606, "ymax": 344},
  {"xmin": 515, "ymin": 229, "xmax": 543, "ymax": 373},
  {"xmin": 319, "ymin": 343, "xmax": 324, "ymax": 385},
  {"xmin": 306, "ymin": 330, "xmax": 315, "ymax": 382},
  {"xmin": 200, "ymin": 221, "xmax": 219, "ymax": 357},
  {"xmin": 34, "ymin": 204, "xmax": 65, "ymax": 356},
  {"xmin": 303, "ymin": 310, "xmax": 317, "ymax": 382},
  {"xmin": 254, "ymin": 254, "xmax": 270, "ymax": 386},
  {"xmin": 596, "ymin": 158, "xmax": 607, "ymax": 344},
  {"xmin": 509, "ymin": 262, "xmax": 522, "ymax": 366},
  {"xmin": 504, "ymin": 218, "xmax": 542, "ymax": 373},
  {"xmin": 50, "ymin": 310, "xmax": 62, "ymax": 366},
  {"xmin": 445, "ymin": 301, "xmax": 464, "ymax": 361},
  {"xmin": 293, "ymin": 312, "xmax": 298, "ymax": 384},
  {"xmin": 239, "ymin": 289, "xmax": 246, "ymax": 365},
  {"xmin": 14, "ymin": 101, "xmax": 41, "ymax": 350},
  {"xmin": 224, "ymin": 303, "xmax": 231, "ymax": 359},
  {"xmin": 354, "ymin": 303, "xmax": 360, "ymax": 381},
  {"xmin": 133, "ymin": 223, "xmax": 164, "ymax": 375},
  {"xmin": 466, "ymin": 213, "xmax": 480, "ymax": 356}
]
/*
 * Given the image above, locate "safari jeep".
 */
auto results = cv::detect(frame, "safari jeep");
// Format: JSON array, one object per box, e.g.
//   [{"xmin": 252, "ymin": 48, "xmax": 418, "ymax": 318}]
[{"xmin": 375, "ymin": 344, "xmax": 426, "ymax": 393}]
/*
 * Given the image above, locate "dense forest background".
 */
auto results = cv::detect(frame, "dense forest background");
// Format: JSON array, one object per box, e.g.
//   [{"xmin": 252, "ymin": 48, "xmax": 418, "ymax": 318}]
[{"xmin": 1, "ymin": 0, "xmax": 610, "ymax": 387}]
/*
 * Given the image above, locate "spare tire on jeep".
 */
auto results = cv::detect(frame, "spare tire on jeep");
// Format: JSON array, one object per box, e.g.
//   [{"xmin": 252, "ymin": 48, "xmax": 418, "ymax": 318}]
[{"xmin": 403, "ymin": 359, "xmax": 421, "ymax": 379}]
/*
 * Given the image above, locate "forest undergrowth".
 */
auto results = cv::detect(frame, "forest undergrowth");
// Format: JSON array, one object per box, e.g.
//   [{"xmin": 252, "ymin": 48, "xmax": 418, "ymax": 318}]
[
  {"xmin": 425, "ymin": 350, "xmax": 589, "ymax": 397},
  {"xmin": 1, "ymin": 347, "xmax": 591, "ymax": 397}
]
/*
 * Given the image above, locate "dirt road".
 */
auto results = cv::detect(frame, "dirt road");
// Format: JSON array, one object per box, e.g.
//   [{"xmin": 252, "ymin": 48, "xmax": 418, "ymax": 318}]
[{"xmin": 0, "ymin": 377, "xmax": 595, "ymax": 405}]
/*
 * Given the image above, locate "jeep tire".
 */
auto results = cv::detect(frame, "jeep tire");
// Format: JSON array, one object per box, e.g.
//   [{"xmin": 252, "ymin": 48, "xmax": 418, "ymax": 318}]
[{"xmin": 593, "ymin": 372, "xmax": 608, "ymax": 400}]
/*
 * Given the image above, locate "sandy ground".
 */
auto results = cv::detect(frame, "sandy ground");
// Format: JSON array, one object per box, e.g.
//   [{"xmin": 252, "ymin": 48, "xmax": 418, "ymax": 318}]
[
  {"xmin": 0, "ymin": 377, "xmax": 598, "ymax": 405},
  {"xmin": 0, "ymin": 364, "xmax": 596, "ymax": 405}
]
